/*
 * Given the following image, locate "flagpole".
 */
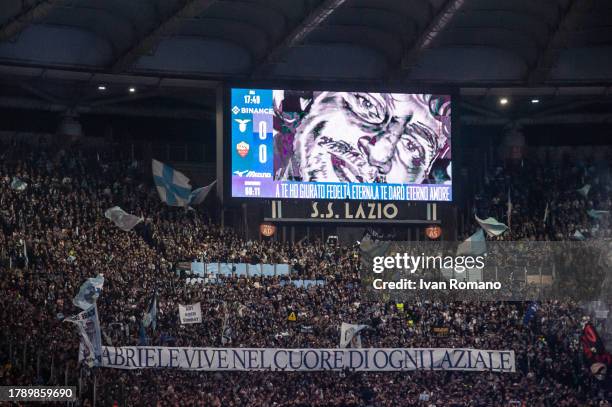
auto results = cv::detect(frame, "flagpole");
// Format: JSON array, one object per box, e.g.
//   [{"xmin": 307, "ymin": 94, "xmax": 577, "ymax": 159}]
[
  {"xmin": 538, "ymin": 266, "xmax": 542, "ymax": 299},
  {"xmin": 22, "ymin": 341, "xmax": 27, "ymax": 370},
  {"xmin": 78, "ymin": 367, "xmax": 82, "ymax": 401}
]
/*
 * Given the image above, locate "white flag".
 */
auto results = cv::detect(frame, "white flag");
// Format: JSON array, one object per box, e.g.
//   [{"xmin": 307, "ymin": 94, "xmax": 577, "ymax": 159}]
[
  {"xmin": 475, "ymin": 215, "xmax": 508, "ymax": 237},
  {"xmin": 104, "ymin": 206, "xmax": 143, "ymax": 232},
  {"xmin": 339, "ymin": 323, "xmax": 368, "ymax": 348},
  {"xmin": 221, "ymin": 303, "xmax": 232, "ymax": 345},
  {"xmin": 152, "ymin": 159, "xmax": 192, "ymax": 207},
  {"xmin": 576, "ymin": 184, "xmax": 591, "ymax": 198},
  {"xmin": 456, "ymin": 229, "xmax": 486, "ymax": 256},
  {"xmin": 65, "ymin": 305, "xmax": 102, "ymax": 367},
  {"xmin": 178, "ymin": 302, "xmax": 202, "ymax": 324},
  {"xmin": 73, "ymin": 275, "xmax": 104, "ymax": 311},
  {"xmin": 189, "ymin": 180, "xmax": 217, "ymax": 206},
  {"xmin": 587, "ymin": 209, "xmax": 609, "ymax": 219}
]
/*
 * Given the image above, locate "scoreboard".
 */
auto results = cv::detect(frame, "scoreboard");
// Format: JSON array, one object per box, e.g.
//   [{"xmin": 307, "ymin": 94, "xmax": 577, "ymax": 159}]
[{"xmin": 229, "ymin": 87, "xmax": 453, "ymax": 202}]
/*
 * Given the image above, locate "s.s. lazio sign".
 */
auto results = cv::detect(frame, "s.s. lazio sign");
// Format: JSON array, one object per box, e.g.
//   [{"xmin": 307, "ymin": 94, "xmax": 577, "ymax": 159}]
[
  {"xmin": 97, "ymin": 347, "xmax": 515, "ymax": 372},
  {"xmin": 267, "ymin": 200, "xmax": 444, "ymax": 224}
]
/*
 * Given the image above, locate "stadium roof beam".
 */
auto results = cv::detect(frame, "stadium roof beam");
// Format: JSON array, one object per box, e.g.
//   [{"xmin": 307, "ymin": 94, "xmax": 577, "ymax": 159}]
[
  {"xmin": 0, "ymin": 96, "xmax": 213, "ymax": 120},
  {"xmin": 0, "ymin": 63, "xmax": 221, "ymax": 89},
  {"xmin": 0, "ymin": 0, "xmax": 65, "ymax": 42},
  {"xmin": 462, "ymin": 114, "xmax": 612, "ymax": 126},
  {"xmin": 110, "ymin": 0, "xmax": 219, "ymax": 73},
  {"xmin": 459, "ymin": 86, "xmax": 612, "ymax": 97},
  {"xmin": 526, "ymin": 0, "xmax": 587, "ymax": 85},
  {"xmin": 252, "ymin": 0, "xmax": 349, "ymax": 77},
  {"xmin": 400, "ymin": 0, "xmax": 465, "ymax": 72}
]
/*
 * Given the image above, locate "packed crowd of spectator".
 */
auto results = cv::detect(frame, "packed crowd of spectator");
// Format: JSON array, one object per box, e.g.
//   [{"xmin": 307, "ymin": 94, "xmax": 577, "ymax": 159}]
[
  {"xmin": 471, "ymin": 152, "xmax": 612, "ymax": 241},
  {"xmin": 1, "ymin": 138, "xmax": 611, "ymax": 406}
]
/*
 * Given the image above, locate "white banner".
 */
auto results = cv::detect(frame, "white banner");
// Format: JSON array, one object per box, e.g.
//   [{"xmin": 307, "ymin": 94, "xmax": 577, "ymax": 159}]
[
  {"xmin": 339, "ymin": 323, "xmax": 368, "ymax": 348},
  {"xmin": 104, "ymin": 206, "xmax": 143, "ymax": 232},
  {"xmin": 179, "ymin": 303, "xmax": 202, "ymax": 324},
  {"xmin": 97, "ymin": 347, "xmax": 515, "ymax": 372}
]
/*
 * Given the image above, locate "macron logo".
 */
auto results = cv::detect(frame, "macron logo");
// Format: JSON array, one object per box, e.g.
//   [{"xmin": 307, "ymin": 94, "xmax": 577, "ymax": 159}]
[{"xmin": 233, "ymin": 170, "xmax": 272, "ymax": 178}]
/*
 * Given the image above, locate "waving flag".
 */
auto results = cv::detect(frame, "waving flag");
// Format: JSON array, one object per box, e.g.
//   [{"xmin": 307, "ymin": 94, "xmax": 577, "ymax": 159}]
[
  {"xmin": 587, "ymin": 209, "xmax": 609, "ymax": 220},
  {"xmin": 142, "ymin": 290, "xmax": 158, "ymax": 331},
  {"xmin": 456, "ymin": 229, "xmax": 487, "ymax": 256},
  {"xmin": 22, "ymin": 239, "xmax": 28, "ymax": 268},
  {"xmin": 152, "ymin": 159, "xmax": 192, "ymax": 207},
  {"xmin": 189, "ymin": 180, "xmax": 217, "ymax": 206},
  {"xmin": 73, "ymin": 275, "xmax": 105, "ymax": 310},
  {"xmin": 10, "ymin": 176, "xmax": 27, "ymax": 191},
  {"xmin": 138, "ymin": 322, "xmax": 149, "ymax": 346},
  {"xmin": 65, "ymin": 305, "xmax": 102, "ymax": 366},
  {"xmin": 475, "ymin": 215, "xmax": 508, "ymax": 237},
  {"xmin": 339, "ymin": 323, "xmax": 369, "ymax": 348},
  {"xmin": 577, "ymin": 184, "xmax": 591, "ymax": 198},
  {"xmin": 221, "ymin": 302, "xmax": 232, "ymax": 345},
  {"xmin": 104, "ymin": 206, "xmax": 143, "ymax": 231},
  {"xmin": 523, "ymin": 302, "xmax": 539, "ymax": 326},
  {"xmin": 573, "ymin": 230, "xmax": 586, "ymax": 241}
]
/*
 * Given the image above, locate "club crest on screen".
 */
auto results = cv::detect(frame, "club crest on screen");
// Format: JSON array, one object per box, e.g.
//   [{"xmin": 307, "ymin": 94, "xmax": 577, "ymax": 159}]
[
  {"xmin": 235, "ymin": 119, "xmax": 251, "ymax": 133},
  {"xmin": 236, "ymin": 141, "xmax": 250, "ymax": 158}
]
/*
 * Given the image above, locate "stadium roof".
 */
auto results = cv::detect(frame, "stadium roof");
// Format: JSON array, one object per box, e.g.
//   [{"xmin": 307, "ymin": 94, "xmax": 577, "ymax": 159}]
[{"xmin": 1, "ymin": 0, "xmax": 611, "ymax": 86}]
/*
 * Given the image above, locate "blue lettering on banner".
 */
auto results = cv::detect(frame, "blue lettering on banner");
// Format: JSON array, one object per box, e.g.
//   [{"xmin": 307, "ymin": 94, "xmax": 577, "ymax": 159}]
[
  {"xmin": 145, "ymin": 348, "xmax": 156, "ymax": 368},
  {"xmin": 184, "ymin": 349, "xmax": 197, "ymax": 368},
  {"xmin": 96, "ymin": 347, "xmax": 515, "ymax": 373}
]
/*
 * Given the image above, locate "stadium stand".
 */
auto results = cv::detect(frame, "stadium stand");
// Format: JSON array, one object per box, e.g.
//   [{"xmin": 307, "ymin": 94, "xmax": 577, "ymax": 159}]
[
  {"xmin": 1, "ymin": 140, "xmax": 611, "ymax": 406},
  {"xmin": 1, "ymin": 1, "xmax": 612, "ymax": 405}
]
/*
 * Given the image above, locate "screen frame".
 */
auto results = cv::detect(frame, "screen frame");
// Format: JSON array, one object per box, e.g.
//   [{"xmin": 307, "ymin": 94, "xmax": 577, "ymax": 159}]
[{"xmin": 223, "ymin": 81, "xmax": 460, "ymax": 204}]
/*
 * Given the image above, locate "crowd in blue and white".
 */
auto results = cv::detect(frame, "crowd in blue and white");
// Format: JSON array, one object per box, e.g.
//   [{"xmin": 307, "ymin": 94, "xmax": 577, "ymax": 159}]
[{"xmin": 0, "ymin": 138, "xmax": 611, "ymax": 406}]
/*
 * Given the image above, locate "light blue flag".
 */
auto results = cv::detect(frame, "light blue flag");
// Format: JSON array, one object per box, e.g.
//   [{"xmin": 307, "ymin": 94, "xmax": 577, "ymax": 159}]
[
  {"xmin": 189, "ymin": 180, "xmax": 217, "ymax": 206},
  {"xmin": 587, "ymin": 209, "xmax": 610, "ymax": 219},
  {"xmin": 576, "ymin": 184, "xmax": 591, "ymax": 198},
  {"xmin": 142, "ymin": 290, "xmax": 157, "ymax": 331},
  {"xmin": 573, "ymin": 230, "xmax": 586, "ymax": 241},
  {"xmin": 104, "ymin": 206, "xmax": 143, "ymax": 231},
  {"xmin": 456, "ymin": 229, "xmax": 487, "ymax": 256},
  {"xmin": 475, "ymin": 215, "xmax": 508, "ymax": 237},
  {"xmin": 10, "ymin": 176, "xmax": 27, "ymax": 191},
  {"xmin": 152, "ymin": 159, "xmax": 192, "ymax": 207},
  {"xmin": 73, "ymin": 275, "xmax": 104, "ymax": 310}
]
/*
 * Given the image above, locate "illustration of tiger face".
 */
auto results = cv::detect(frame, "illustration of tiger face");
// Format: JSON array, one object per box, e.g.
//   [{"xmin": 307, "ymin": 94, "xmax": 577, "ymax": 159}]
[{"xmin": 288, "ymin": 92, "xmax": 444, "ymax": 184}]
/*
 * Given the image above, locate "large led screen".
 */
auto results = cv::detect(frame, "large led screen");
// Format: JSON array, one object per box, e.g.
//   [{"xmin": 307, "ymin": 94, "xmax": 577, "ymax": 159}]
[{"xmin": 230, "ymin": 88, "xmax": 452, "ymax": 201}]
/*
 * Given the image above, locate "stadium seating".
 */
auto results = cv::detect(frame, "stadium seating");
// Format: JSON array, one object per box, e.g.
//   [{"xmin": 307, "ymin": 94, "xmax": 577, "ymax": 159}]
[{"xmin": 1, "ymin": 140, "xmax": 611, "ymax": 405}]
